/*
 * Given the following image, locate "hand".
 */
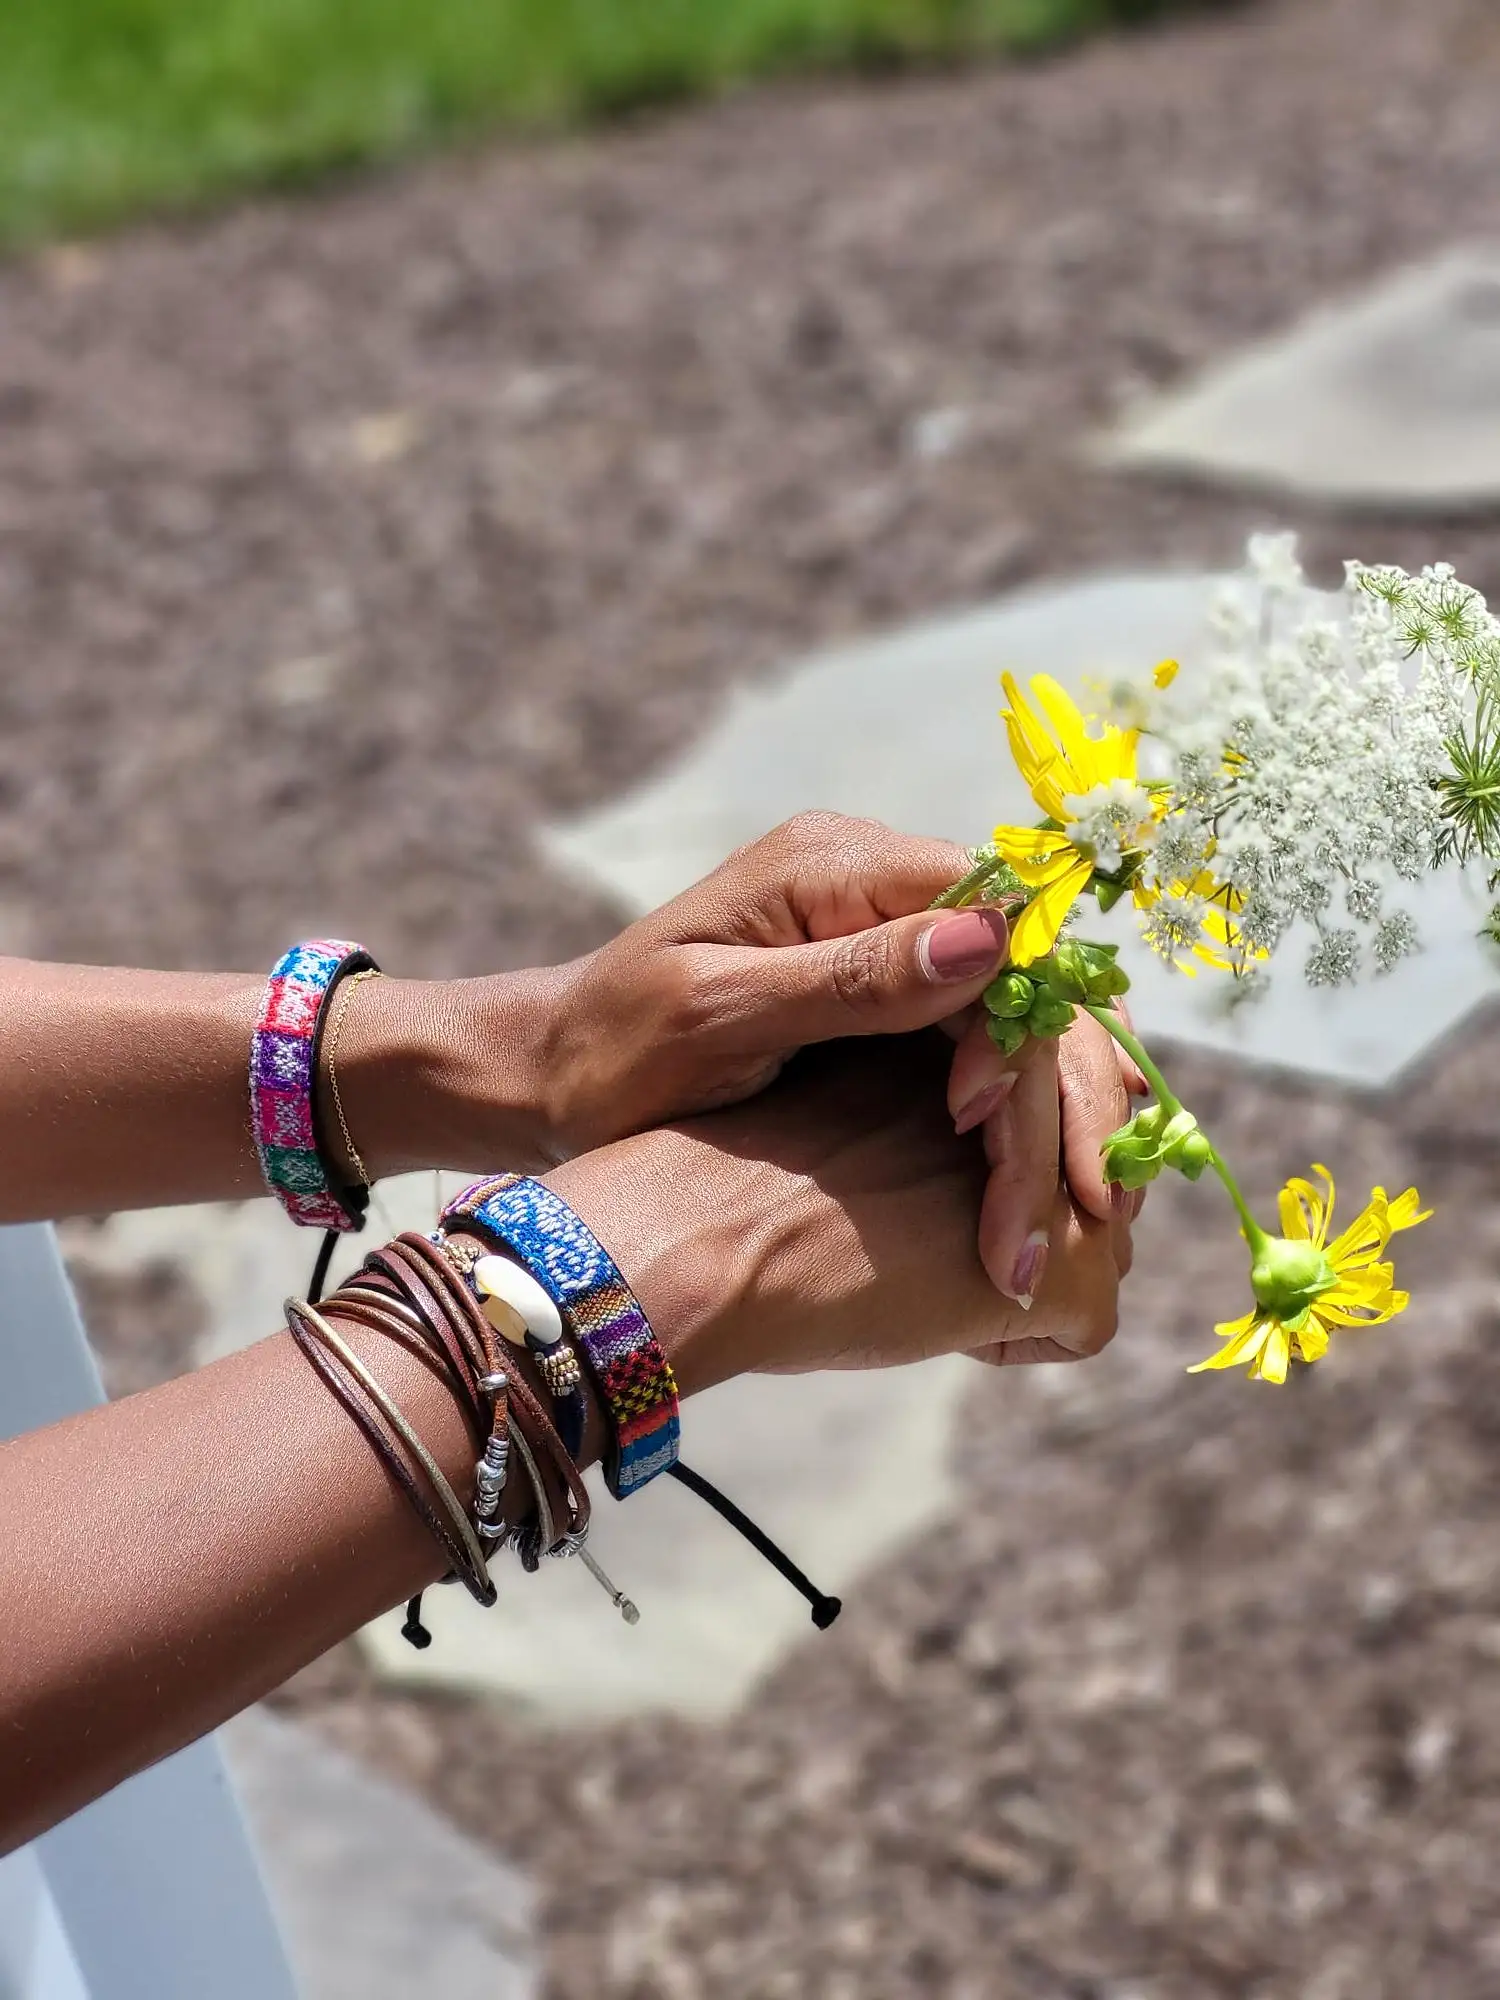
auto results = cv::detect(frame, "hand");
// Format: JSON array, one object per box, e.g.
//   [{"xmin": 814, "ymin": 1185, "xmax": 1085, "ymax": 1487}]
[
  {"xmin": 545, "ymin": 1031, "xmax": 1128, "ymax": 1388},
  {"xmin": 538, "ymin": 811, "xmax": 1014, "ymax": 1148},
  {"xmin": 944, "ymin": 1002, "xmax": 1147, "ymax": 1307}
]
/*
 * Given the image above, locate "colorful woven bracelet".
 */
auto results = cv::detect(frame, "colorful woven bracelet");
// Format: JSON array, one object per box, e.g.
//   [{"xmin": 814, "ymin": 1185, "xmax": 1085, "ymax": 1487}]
[
  {"xmin": 440, "ymin": 1173, "xmax": 680, "ymax": 1499},
  {"xmin": 251, "ymin": 939, "xmax": 378, "ymax": 1232}
]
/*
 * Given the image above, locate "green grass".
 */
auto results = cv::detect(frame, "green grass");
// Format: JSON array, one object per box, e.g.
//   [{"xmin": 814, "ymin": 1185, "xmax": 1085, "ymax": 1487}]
[{"xmin": 0, "ymin": 0, "xmax": 1201, "ymax": 248}]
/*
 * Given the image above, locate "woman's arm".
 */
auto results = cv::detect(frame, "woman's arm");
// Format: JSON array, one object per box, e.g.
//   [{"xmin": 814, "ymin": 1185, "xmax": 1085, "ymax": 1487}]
[
  {"xmin": 0, "ymin": 955, "xmax": 557, "ymax": 1220},
  {"xmin": 0, "ymin": 816, "xmax": 1134, "ymax": 1312},
  {"xmin": 0, "ymin": 1034, "xmax": 1125, "ymax": 1850}
]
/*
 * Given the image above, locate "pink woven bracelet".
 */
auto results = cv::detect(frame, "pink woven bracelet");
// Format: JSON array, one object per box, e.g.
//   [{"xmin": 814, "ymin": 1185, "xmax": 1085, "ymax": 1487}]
[{"xmin": 250, "ymin": 938, "xmax": 377, "ymax": 1231}]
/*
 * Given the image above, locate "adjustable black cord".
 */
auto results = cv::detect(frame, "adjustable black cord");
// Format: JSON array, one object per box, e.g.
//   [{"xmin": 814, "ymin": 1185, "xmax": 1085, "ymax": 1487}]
[
  {"xmin": 311, "ymin": 1235, "xmax": 841, "ymax": 1638},
  {"xmin": 308, "ymin": 1227, "xmax": 338, "ymax": 1306},
  {"xmin": 669, "ymin": 1459, "xmax": 842, "ymax": 1629}
]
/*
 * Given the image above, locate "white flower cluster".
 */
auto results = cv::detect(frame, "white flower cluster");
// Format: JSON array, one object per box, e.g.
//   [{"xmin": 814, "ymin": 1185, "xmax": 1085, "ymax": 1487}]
[{"xmin": 1142, "ymin": 533, "xmax": 1493, "ymax": 986}]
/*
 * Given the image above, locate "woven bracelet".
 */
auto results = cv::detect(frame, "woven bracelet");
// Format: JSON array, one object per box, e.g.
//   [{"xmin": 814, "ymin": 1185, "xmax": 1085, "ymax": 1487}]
[
  {"xmin": 441, "ymin": 1173, "xmax": 680, "ymax": 1499},
  {"xmin": 251, "ymin": 938, "xmax": 377, "ymax": 1232}
]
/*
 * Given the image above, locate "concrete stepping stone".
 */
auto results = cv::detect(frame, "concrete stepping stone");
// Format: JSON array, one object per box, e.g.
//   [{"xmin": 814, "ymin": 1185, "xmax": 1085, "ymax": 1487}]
[
  {"xmin": 222, "ymin": 1708, "xmax": 535, "ymax": 2000},
  {"xmin": 1101, "ymin": 246, "xmax": 1500, "ymax": 510},
  {"xmin": 539, "ymin": 571, "xmax": 1498, "ymax": 1088}
]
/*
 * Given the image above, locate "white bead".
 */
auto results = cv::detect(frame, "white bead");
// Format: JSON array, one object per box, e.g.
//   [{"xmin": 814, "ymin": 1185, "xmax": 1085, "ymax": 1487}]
[{"xmin": 471, "ymin": 1255, "xmax": 564, "ymax": 1347}]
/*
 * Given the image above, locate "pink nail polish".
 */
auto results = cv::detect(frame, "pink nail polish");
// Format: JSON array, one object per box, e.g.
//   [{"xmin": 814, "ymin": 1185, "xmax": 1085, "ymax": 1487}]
[
  {"xmin": 1011, "ymin": 1230, "xmax": 1049, "ymax": 1310},
  {"xmin": 954, "ymin": 1070, "xmax": 1017, "ymax": 1136},
  {"xmin": 921, "ymin": 908, "xmax": 1009, "ymax": 984}
]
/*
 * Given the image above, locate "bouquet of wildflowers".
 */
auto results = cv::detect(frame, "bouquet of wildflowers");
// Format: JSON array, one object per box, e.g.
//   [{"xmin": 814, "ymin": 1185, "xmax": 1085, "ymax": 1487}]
[{"xmin": 943, "ymin": 533, "xmax": 1500, "ymax": 1382}]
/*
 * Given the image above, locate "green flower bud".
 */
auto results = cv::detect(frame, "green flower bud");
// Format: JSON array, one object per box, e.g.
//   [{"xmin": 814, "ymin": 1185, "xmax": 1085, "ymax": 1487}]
[
  {"xmin": 1045, "ymin": 939, "xmax": 1132, "ymax": 1005},
  {"xmin": 1026, "ymin": 990, "xmax": 1075, "ymax": 1038},
  {"xmin": 1249, "ymin": 1237, "xmax": 1336, "ymax": 1322},
  {"xmin": 1101, "ymin": 1130, "xmax": 1165, "ymax": 1190},
  {"xmin": 1131, "ymin": 1102, "xmax": 1169, "ymax": 1142},
  {"xmin": 986, "ymin": 1014, "xmax": 1029, "ymax": 1057},
  {"xmin": 1154, "ymin": 1109, "xmax": 1212, "ymax": 1182},
  {"xmin": 983, "ymin": 971, "xmax": 1035, "ymax": 1020},
  {"xmin": 1171, "ymin": 1130, "xmax": 1214, "ymax": 1181}
]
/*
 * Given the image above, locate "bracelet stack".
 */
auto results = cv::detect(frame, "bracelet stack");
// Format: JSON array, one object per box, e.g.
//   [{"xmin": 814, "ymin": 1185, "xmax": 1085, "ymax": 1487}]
[{"xmin": 440, "ymin": 1173, "xmax": 680, "ymax": 1499}]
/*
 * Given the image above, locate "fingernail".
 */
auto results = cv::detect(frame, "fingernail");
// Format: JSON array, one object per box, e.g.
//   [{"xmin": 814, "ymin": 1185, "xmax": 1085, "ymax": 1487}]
[
  {"xmin": 920, "ymin": 908, "xmax": 1009, "ymax": 984},
  {"xmin": 1010, "ymin": 1230, "xmax": 1049, "ymax": 1311},
  {"xmin": 1110, "ymin": 1181, "xmax": 1133, "ymax": 1216},
  {"xmin": 953, "ymin": 1070, "xmax": 1017, "ymax": 1136},
  {"xmin": 1127, "ymin": 1065, "xmax": 1150, "ymax": 1097}
]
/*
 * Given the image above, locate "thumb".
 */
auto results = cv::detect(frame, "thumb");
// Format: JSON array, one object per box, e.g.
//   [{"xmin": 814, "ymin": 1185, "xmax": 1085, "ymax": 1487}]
[{"xmin": 717, "ymin": 905, "xmax": 1010, "ymax": 1046}]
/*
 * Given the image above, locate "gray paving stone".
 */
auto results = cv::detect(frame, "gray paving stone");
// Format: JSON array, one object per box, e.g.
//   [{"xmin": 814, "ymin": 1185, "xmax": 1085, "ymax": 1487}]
[
  {"xmin": 1101, "ymin": 245, "xmax": 1500, "ymax": 510},
  {"xmin": 540, "ymin": 571, "xmax": 1497, "ymax": 1087},
  {"xmin": 222, "ymin": 1709, "xmax": 535, "ymax": 2000}
]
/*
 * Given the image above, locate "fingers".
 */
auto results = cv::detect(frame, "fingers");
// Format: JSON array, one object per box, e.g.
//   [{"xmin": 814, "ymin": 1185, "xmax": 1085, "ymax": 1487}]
[
  {"xmin": 689, "ymin": 905, "xmax": 1010, "ymax": 1050},
  {"xmin": 665, "ymin": 812, "xmax": 977, "ymax": 944},
  {"xmin": 1058, "ymin": 1008, "xmax": 1133, "ymax": 1227},
  {"xmin": 975, "ymin": 1035, "xmax": 1060, "ymax": 1307},
  {"xmin": 968, "ymin": 1194, "xmax": 1120, "ymax": 1368}
]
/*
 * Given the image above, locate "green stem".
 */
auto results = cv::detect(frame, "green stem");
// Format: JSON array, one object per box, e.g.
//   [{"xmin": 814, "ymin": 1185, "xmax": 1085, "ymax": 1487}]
[
  {"xmin": 1083, "ymin": 1003, "xmax": 1269, "ymax": 1253},
  {"xmin": 1081, "ymin": 1003, "xmax": 1183, "ymax": 1119},
  {"xmin": 1208, "ymin": 1156, "xmax": 1269, "ymax": 1253},
  {"xmin": 929, "ymin": 848, "xmax": 1015, "ymax": 910}
]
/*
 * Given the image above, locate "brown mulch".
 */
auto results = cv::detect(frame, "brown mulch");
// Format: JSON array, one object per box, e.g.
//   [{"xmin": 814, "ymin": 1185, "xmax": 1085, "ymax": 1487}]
[{"xmin": 9, "ymin": 0, "xmax": 1500, "ymax": 1990}]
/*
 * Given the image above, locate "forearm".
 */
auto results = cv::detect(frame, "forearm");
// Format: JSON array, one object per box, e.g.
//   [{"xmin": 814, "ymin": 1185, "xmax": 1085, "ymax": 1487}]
[
  {"xmin": 0, "ymin": 1142, "xmax": 726, "ymax": 1851},
  {"xmin": 0, "ymin": 958, "xmax": 562, "ymax": 1221},
  {"xmin": 0, "ymin": 1320, "xmax": 467, "ymax": 1851}
]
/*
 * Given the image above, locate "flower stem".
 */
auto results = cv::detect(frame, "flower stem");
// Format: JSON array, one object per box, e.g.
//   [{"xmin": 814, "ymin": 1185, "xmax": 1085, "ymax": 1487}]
[
  {"xmin": 1081, "ymin": 1004, "xmax": 1183, "ymax": 1119},
  {"xmin": 930, "ymin": 847, "xmax": 1014, "ymax": 910},
  {"xmin": 1083, "ymin": 1002, "xmax": 1269, "ymax": 1253}
]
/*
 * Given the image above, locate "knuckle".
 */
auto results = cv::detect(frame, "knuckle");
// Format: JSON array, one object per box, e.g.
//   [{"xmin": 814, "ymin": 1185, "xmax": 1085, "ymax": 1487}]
[
  {"xmin": 770, "ymin": 809, "xmax": 853, "ymax": 857},
  {"xmin": 657, "ymin": 949, "xmax": 721, "ymax": 1037},
  {"xmin": 1076, "ymin": 1288, "xmax": 1120, "ymax": 1358},
  {"xmin": 829, "ymin": 929, "xmax": 899, "ymax": 1015}
]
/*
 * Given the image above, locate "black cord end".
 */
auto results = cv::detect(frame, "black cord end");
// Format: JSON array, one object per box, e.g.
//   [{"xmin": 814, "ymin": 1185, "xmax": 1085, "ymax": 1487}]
[
  {"xmin": 401, "ymin": 1594, "xmax": 433, "ymax": 1650},
  {"xmin": 811, "ymin": 1596, "xmax": 843, "ymax": 1631},
  {"xmin": 308, "ymin": 1228, "xmax": 338, "ymax": 1306}
]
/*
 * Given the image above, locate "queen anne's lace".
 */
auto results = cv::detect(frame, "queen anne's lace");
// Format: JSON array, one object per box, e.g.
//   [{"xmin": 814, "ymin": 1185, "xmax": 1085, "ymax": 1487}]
[{"xmin": 1143, "ymin": 533, "xmax": 1497, "ymax": 985}]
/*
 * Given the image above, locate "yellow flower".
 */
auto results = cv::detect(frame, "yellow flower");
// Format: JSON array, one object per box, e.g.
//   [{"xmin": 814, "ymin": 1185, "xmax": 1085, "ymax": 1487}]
[
  {"xmin": 992, "ymin": 673, "xmax": 1152, "ymax": 964},
  {"xmin": 1189, "ymin": 1167, "xmax": 1431, "ymax": 1384}
]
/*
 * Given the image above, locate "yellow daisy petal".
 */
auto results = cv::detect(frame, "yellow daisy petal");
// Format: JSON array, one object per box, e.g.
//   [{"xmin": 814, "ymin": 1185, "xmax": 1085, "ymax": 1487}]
[
  {"xmin": 1385, "ymin": 1187, "xmax": 1433, "ymax": 1232},
  {"xmin": 1294, "ymin": 1320, "xmax": 1330, "ymax": 1364},
  {"xmin": 1253, "ymin": 1320, "xmax": 1292, "ymax": 1384},
  {"xmin": 991, "ymin": 824, "xmax": 1078, "ymax": 869},
  {"xmin": 1323, "ymin": 1194, "xmax": 1390, "ymax": 1270},
  {"xmin": 1007, "ymin": 854, "xmax": 1095, "ymax": 966},
  {"xmin": 1153, "ymin": 657, "xmax": 1180, "ymax": 689},
  {"xmin": 1000, "ymin": 674, "xmax": 1072, "ymax": 821},
  {"xmin": 1187, "ymin": 1312, "xmax": 1272, "ymax": 1374}
]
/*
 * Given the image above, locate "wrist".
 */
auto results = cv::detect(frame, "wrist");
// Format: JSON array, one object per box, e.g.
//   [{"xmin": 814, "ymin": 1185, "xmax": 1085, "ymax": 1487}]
[
  {"xmin": 541, "ymin": 1126, "xmax": 793, "ymax": 1401},
  {"xmin": 320, "ymin": 969, "xmax": 567, "ymax": 1182}
]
